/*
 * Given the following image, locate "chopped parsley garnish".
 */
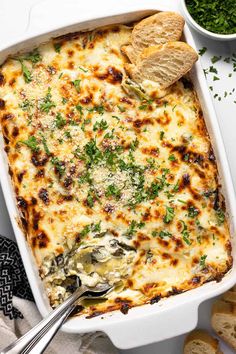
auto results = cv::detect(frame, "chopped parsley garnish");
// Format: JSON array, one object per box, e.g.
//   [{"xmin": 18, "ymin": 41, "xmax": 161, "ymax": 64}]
[
  {"xmin": 180, "ymin": 220, "xmax": 191, "ymax": 245},
  {"xmin": 129, "ymin": 138, "xmax": 139, "ymax": 151},
  {"xmin": 173, "ymin": 180, "xmax": 179, "ymax": 192},
  {"xmin": 54, "ymin": 43, "xmax": 61, "ymax": 53},
  {"xmin": 163, "ymin": 206, "xmax": 175, "ymax": 224},
  {"xmin": 209, "ymin": 66, "xmax": 218, "ymax": 74},
  {"xmin": 75, "ymin": 104, "xmax": 83, "ymax": 116},
  {"xmin": 78, "ymin": 66, "xmax": 88, "ymax": 72},
  {"xmin": 200, "ymin": 254, "xmax": 207, "ymax": 268},
  {"xmin": 64, "ymin": 131, "xmax": 72, "ymax": 139},
  {"xmin": 213, "ymin": 76, "xmax": 220, "ymax": 81},
  {"xmin": 126, "ymin": 220, "xmax": 145, "ymax": 237},
  {"xmin": 84, "ymin": 139, "xmax": 103, "ymax": 165},
  {"xmin": 91, "ymin": 221, "xmax": 101, "ymax": 233},
  {"xmin": 81, "ymin": 119, "xmax": 91, "ymax": 131},
  {"xmin": 19, "ymin": 60, "xmax": 32, "ymax": 83},
  {"xmin": 87, "ymin": 105, "xmax": 105, "ymax": 115},
  {"xmin": 55, "ymin": 112, "xmax": 66, "ymax": 129},
  {"xmin": 62, "ymin": 97, "xmax": 68, "ymax": 105},
  {"xmin": 168, "ymin": 154, "xmax": 176, "ymax": 162},
  {"xmin": 51, "ymin": 157, "xmax": 65, "ymax": 176},
  {"xmin": 198, "ymin": 47, "xmax": 207, "ymax": 56},
  {"xmin": 19, "ymin": 99, "xmax": 33, "ymax": 111},
  {"xmin": 159, "ymin": 230, "xmax": 172, "ymax": 238},
  {"xmin": 86, "ymin": 189, "xmax": 95, "ymax": 207},
  {"xmin": 20, "ymin": 136, "xmax": 39, "ymax": 152},
  {"xmin": 186, "ymin": 1, "xmax": 236, "ymax": 35},
  {"xmin": 72, "ymin": 79, "xmax": 81, "ymax": 93},
  {"xmin": 79, "ymin": 225, "xmax": 90, "ymax": 237},
  {"xmin": 78, "ymin": 171, "xmax": 92, "ymax": 185},
  {"xmin": 93, "ymin": 119, "xmax": 108, "ymax": 131},
  {"xmin": 22, "ymin": 49, "xmax": 42, "ymax": 64},
  {"xmin": 40, "ymin": 89, "xmax": 56, "ymax": 113},
  {"xmin": 215, "ymin": 208, "xmax": 225, "ymax": 225},
  {"xmin": 160, "ymin": 131, "xmax": 165, "ymax": 140},
  {"xmin": 105, "ymin": 184, "xmax": 121, "ymax": 200},
  {"xmin": 211, "ymin": 56, "xmax": 222, "ymax": 64},
  {"xmin": 188, "ymin": 206, "xmax": 199, "ymax": 218},
  {"xmin": 40, "ymin": 133, "xmax": 50, "ymax": 155}
]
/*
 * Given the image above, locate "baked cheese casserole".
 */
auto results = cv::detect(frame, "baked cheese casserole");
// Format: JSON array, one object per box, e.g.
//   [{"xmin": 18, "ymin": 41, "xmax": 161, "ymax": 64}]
[{"xmin": 0, "ymin": 23, "xmax": 232, "ymax": 316}]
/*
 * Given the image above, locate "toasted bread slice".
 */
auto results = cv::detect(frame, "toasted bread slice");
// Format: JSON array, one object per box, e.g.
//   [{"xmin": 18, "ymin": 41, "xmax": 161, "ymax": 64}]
[
  {"xmin": 212, "ymin": 300, "xmax": 236, "ymax": 350},
  {"xmin": 125, "ymin": 41, "xmax": 198, "ymax": 89},
  {"xmin": 131, "ymin": 12, "xmax": 185, "ymax": 61},
  {"xmin": 184, "ymin": 329, "xmax": 223, "ymax": 354},
  {"xmin": 222, "ymin": 290, "xmax": 236, "ymax": 304},
  {"xmin": 120, "ymin": 44, "xmax": 137, "ymax": 64},
  {"xmin": 231, "ymin": 285, "xmax": 236, "ymax": 292}
]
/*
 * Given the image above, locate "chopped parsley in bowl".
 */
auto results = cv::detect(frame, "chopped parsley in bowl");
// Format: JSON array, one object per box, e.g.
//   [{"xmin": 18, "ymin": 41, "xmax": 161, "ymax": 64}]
[{"xmin": 181, "ymin": 0, "xmax": 236, "ymax": 40}]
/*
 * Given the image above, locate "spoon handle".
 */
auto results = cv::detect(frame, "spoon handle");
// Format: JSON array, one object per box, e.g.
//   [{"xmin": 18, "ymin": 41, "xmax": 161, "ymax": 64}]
[{"xmin": 1, "ymin": 285, "xmax": 87, "ymax": 354}]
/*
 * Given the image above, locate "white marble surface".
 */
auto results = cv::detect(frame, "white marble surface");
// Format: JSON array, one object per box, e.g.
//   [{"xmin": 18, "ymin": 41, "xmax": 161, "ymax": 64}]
[{"xmin": 0, "ymin": 0, "xmax": 236, "ymax": 353}]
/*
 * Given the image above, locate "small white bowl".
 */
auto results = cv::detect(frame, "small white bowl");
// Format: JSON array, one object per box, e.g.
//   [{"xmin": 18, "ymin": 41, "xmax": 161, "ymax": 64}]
[{"xmin": 180, "ymin": 0, "xmax": 236, "ymax": 41}]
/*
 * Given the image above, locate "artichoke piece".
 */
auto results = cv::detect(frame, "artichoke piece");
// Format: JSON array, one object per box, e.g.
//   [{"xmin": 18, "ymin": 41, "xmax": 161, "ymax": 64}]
[{"xmin": 121, "ymin": 77, "xmax": 150, "ymax": 101}]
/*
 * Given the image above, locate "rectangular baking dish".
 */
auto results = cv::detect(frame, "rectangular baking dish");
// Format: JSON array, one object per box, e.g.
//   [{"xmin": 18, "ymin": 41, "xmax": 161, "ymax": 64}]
[{"xmin": 0, "ymin": 0, "xmax": 236, "ymax": 349}]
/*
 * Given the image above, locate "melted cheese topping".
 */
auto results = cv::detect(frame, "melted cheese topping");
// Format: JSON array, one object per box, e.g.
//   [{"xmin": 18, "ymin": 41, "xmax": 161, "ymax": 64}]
[{"xmin": 0, "ymin": 24, "xmax": 232, "ymax": 316}]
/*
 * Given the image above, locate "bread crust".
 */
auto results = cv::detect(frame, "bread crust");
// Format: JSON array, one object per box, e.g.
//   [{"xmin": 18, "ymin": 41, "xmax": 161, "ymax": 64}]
[
  {"xmin": 127, "ymin": 42, "xmax": 198, "ymax": 89},
  {"xmin": 184, "ymin": 329, "xmax": 222, "ymax": 354},
  {"xmin": 132, "ymin": 11, "xmax": 185, "ymax": 57},
  {"xmin": 212, "ymin": 300, "xmax": 236, "ymax": 350}
]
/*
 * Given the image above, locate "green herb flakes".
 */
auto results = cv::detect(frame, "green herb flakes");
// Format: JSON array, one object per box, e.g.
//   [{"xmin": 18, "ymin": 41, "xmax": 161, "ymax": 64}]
[
  {"xmin": 55, "ymin": 112, "xmax": 66, "ymax": 129},
  {"xmin": 200, "ymin": 254, "xmax": 207, "ymax": 268},
  {"xmin": 40, "ymin": 89, "xmax": 56, "ymax": 113},
  {"xmin": 198, "ymin": 47, "xmax": 207, "ymax": 56},
  {"xmin": 20, "ymin": 136, "xmax": 39, "ymax": 152},
  {"xmin": 186, "ymin": 0, "xmax": 236, "ymax": 35},
  {"xmin": 163, "ymin": 206, "xmax": 175, "ymax": 224}
]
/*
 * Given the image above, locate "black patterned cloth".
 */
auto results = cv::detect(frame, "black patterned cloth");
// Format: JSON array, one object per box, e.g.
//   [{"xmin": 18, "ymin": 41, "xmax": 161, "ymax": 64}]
[{"xmin": 0, "ymin": 235, "xmax": 34, "ymax": 319}]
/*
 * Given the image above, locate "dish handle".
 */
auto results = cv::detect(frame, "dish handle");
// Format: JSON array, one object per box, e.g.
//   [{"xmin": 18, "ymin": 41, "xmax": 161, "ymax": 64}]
[{"xmin": 103, "ymin": 301, "xmax": 199, "ymax": 349}]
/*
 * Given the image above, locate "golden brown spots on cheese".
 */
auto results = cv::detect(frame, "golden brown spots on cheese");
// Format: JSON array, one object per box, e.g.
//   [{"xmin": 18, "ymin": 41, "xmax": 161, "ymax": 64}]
[
  {"xmin": 0, "ymin": 99, "xmax": 5, "ymax": 109},
  {"xmin": 32, "ymin": 231, "xmax": 49, "ymax": 249},
  {"xmin": 141, "ymin": 147, "xmax": 159, "ymax": 156},
  {"xmin": 94, "ymin": 66, "xmax": 123, "ymax": 84},
  {"xmin": 133, "ymin": 118, "xmax": 153, "ymax": 129},
  {"xmin": 38, "ymin": 188, "xmax": 50, "ymax": 205},
  {"xmin": 0, "ymin": 72, "xmax": 5, "ymax": 86},
  {"xmin": 0, "ymin": 24, "xmax": 231, "ymax": 318},
  {"xmin": 157, "ymin": 111, "xmax": 171, "ymax": 125}
]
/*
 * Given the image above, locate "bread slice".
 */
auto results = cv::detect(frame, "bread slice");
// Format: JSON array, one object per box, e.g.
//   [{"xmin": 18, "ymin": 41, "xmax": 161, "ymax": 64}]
[
  {"xmin": 125, "ymin": 41, "xmax": 198, "ymax": 89},
  {"xmin": 120, "ymin": 44, "xmax": 137, "ymax": 64},
  {"xmin": 222, "ymin": 290, "xmax": 236, "ymax": 304},
  {"xmin": 184, "ymin": 329, "xmax": 223, "ymax": 354},
  {"xmin": 212, "ymin": 300, "xmax": 236, "ymax": 350},
  {"xmin": 231, "ymin": 285, "xmax": 236, "ymax": 292},
  {"xmin": 131, "ymin": 12, "xmax": 185, "ymax": 61}
]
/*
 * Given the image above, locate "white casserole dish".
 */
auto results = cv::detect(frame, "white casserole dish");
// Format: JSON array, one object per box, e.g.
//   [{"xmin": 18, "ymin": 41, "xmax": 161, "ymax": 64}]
[{"xmin": 0, "ymin": 0, "xmax": 236, "ymax": 349}]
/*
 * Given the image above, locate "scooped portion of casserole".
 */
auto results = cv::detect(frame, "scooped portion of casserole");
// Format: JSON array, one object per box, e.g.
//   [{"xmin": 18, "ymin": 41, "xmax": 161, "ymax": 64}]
[{"xmin": 0, "ymin": 22, "xmax": 232, "ymax": 316}]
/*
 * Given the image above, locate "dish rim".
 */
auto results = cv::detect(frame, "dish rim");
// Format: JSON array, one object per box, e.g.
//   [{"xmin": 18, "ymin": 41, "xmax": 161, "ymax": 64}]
[{"xmin": 0, "ymin": 3, "xmax": 236, "ymax": 349}]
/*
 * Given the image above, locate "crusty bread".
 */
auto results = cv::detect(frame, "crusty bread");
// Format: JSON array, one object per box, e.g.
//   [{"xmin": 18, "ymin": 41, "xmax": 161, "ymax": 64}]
[
  {"xmin": 125, "ymin": 41, "xmax": 198, "ymax": 89},
  {"xmin": 184, "ymin": 329, "xmax": 223, "ymax": 354},
  {"xmin": 222, "ymin": 290, "xmax": 236, "ymax": 304},
  {"xmin": 120, "ymin": 44, "xmax": 137, "ymax": 64},
  {"xmin": 231, "ymin": 285, "xmax": 236, "ymax": 292},
  {"xmin": 212, "ymin": 300, "xmax": 236, "ymax": 350},
  {"xmin": 131, "ymin": 12, "xmax": 185, "ymax": 61}
]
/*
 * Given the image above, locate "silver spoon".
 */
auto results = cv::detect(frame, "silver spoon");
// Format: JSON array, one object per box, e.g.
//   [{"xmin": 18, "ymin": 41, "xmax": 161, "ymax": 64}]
[{"xmin": 1, "ymin": 283, "xmax": 113, "ymax": 354}]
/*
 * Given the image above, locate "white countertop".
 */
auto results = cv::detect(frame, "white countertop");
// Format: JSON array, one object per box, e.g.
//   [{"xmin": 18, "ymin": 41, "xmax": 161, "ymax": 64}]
[{"xmin": 0, "ymin": 0, "xmax": 235, "ymax": 353}]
